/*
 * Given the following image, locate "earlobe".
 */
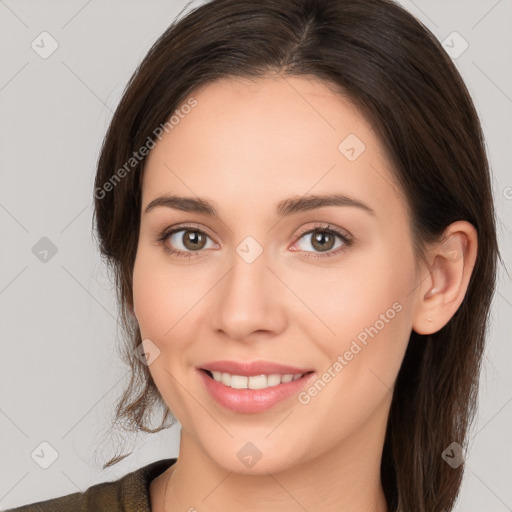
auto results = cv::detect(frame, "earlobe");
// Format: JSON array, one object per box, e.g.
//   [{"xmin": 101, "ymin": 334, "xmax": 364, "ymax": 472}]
[{"xmin": 412, "ymin": 221, "xmax": 478, "ymax": 335}]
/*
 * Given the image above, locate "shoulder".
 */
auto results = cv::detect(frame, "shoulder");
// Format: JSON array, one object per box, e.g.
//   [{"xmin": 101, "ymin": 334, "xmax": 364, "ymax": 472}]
[{"xmin": 4, "ymin": 458, "xmax": 177, "ymax": 512}]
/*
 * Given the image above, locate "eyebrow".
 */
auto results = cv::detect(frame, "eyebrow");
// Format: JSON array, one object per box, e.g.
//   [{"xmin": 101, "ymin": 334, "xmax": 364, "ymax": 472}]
[{"xmin": 144, "ymin": 193, "xmax": 376, "ymax": 217}]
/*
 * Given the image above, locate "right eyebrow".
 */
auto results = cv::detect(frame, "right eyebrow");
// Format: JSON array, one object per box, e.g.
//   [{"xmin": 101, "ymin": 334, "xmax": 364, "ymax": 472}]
[{"xmin": 144, "ymin": 195, "xmax": 218, "ymax": 216}]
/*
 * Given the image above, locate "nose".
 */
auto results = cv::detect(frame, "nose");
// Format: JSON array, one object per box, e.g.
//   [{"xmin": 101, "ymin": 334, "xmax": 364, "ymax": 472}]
[{"xmin": 210, "ymin": 242, "xmax": 288, "ymax": 343}]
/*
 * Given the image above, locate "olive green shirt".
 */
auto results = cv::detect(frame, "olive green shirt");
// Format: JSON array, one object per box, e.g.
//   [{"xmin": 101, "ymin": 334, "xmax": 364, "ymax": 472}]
[{"xmin": 5, "ymin": 458, "xmax": 177, "ymax": 512}]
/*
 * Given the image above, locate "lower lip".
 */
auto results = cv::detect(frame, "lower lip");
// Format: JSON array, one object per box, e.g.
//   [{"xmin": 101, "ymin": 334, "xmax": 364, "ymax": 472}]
[{"xmin": 198, "ymin": 369, "xmax": 315, "ymax": 413}]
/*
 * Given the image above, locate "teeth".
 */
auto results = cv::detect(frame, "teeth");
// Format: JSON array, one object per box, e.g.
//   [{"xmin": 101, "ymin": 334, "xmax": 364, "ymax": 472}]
[{"xmin": 209, "ymin": 371, "xmax": 305, "ymax": 389}]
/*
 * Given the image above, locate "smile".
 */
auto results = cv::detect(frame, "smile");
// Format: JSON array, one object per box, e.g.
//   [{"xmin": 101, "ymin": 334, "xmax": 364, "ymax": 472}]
[
  {"xmin": 205, "ymin": 370, "xmax": 307, "ymax": 389},
  {"xmin": 198, "ymin": 368, "xmax": 316, "ymax": 413}
]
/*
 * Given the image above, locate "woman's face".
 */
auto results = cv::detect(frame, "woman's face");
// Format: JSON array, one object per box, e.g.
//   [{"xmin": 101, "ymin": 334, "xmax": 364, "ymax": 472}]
[{"xmin": 132, "ymin": 75, "xmax": 423, "ymax": 474}]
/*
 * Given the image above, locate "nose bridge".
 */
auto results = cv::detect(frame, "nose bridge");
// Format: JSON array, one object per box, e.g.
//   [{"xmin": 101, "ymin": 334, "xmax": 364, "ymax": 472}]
[
  {"xmin": 226, "ymin": 234, "xmax": 274, "ymax": 308},
  {"xmin": 212, "ymin": 233, "xmax": 286, "ymax": 340}
]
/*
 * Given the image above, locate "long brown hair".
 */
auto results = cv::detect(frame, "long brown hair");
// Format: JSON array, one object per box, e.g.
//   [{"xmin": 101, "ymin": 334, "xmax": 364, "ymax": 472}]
[{"xmin": 92, "ymin": 0, "xmax": 499, "ymax": 509}]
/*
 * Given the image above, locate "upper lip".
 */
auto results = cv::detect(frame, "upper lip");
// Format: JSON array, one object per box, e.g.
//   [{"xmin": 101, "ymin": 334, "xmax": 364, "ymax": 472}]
[{"xmin": 199, "ymin": 360, "xmax": 314, "ymax": 376}]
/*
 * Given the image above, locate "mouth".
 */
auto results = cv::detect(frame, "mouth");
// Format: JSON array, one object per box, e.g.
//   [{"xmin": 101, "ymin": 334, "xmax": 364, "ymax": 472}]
[
  {"xmin": 200, "ymin": 368, "xmax": 315, "ymax": 390},
  {"xmin": 198, "ymin": 367, "xmax": 316, "ymax": 413}
]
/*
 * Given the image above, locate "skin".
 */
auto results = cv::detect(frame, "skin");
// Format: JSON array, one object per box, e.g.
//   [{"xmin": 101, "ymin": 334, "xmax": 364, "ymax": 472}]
[{"xmin": 131, "ymin": 74, "xmax": 478, "ymax": 512}]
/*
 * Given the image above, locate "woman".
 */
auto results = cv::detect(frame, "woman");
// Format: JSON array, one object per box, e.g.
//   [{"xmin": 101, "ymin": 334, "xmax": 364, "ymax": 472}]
[{"xmin": 7, "ymin": 0, "xmax": 499, "ymax": 510}]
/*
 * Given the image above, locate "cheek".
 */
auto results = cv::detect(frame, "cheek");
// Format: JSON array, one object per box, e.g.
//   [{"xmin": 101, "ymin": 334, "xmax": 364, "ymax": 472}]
[
  {"xmin": 132, "ymin": 248, "xmax": 195, "ymax": 417},
  {"xmin": 132, "ymin": 271, "xmax": 169, "ymax": 337},
  {"xmin": 293, "ymin": 237, "xmax": 417, "ymax": 402},
  {"xmin": 132, "ymin": 246, "xmax": 199, "ymax": 337},
  {"xmin": 292, "ymin": 267, "xmax": 415, "ymax": 445},
  {"xmin": 290, "ymin": 242, "xmax": 416, "ymax": 344}
]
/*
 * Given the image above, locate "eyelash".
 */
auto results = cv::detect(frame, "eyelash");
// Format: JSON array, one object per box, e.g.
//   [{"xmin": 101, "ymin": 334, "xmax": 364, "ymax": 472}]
[{"xmin": 155, "ymin": 222, "xmax": 353, "ymax": 260}]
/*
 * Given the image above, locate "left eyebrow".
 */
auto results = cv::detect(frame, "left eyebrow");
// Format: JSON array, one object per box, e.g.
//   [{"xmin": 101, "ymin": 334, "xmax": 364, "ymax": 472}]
[
  {"xmin": 276, "ymin": 193, "xmax": 375, "ymax": 217},
  {"xmin": 143, "ymin": 193, "xmax": 376, "ymax": 217}
]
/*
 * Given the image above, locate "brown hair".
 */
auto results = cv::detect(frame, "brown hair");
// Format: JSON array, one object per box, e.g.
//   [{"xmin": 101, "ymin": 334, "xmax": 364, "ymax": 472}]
[{"xmin": 92, "ymin": 0, "xmax": 499, "ymax": 509}]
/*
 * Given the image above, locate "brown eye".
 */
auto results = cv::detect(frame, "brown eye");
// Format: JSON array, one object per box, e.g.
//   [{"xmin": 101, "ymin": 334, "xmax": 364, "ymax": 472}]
[
  {"xmin": 291, "ymin": 224, "xmax": 352, "ymax": 260},
  {"xmin": 181, "ymin": 230, "xmax": 207, "ymax": 250},
  {"xmin": 309, "ymin": 230, "xmax": 336, "ymax": 252},
  {"xmin": 166, "ymin": 229, "xmax": 213, "ymax": 252}
]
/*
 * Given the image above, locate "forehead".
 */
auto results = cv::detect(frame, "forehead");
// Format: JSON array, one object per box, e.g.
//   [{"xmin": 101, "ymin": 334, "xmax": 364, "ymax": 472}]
[{"xmin": 141, "ymin": 75, "xmax": 406, "ymax": 223}]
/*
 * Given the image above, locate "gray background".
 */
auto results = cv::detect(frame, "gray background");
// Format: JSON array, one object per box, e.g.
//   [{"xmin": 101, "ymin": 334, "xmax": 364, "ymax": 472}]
[{"xmin": 0, "ymin": 0, "xmax": 510, "ymax": 510}]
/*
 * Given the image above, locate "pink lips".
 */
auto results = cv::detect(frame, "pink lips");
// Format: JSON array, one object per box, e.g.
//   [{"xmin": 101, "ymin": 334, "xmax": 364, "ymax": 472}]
[{"xmin": 197, "ymin": 360, "xmax": 315, "ymax": 414}]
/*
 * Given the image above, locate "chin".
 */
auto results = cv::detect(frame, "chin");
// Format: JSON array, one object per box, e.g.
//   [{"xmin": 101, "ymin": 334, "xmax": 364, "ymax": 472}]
[{"xmin": 202, "ymin": 437, "xmax": 309, "ymax": 476}]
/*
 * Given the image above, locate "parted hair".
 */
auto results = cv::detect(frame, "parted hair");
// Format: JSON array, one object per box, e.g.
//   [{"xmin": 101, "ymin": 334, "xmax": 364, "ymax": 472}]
[{"xmin": 92, "ymin": 1, "xmax": 499, "ymax": 510}]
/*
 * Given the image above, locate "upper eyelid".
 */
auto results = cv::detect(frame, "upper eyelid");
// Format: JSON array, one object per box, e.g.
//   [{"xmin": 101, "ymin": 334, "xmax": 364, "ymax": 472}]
[
  {"xmin": 163, "ymin": 223, "xmax": 217, "ymax": 242},
  {"xmin": 296, "ymin": 223, "xmax": 351, "ymax": 239}
]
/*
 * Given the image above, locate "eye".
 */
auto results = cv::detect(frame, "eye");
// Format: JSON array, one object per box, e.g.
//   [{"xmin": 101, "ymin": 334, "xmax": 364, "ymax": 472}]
[
  {"xmin": 291, "ymin": 223, "xmax": 352, "ymax": 259},
  {"xmin": 156, "ymin": 222, "xmax": 352, "ymax": 260},
  {"xmin": 156, "ymin": 224, "xmax": 218, "ymax": 258}
]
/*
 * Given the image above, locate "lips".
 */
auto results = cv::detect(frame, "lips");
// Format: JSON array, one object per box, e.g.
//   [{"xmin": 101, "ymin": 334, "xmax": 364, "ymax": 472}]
[
  {"xmin": 198, "ymin": 360, "xmax": 313, "ymax": 376},
  {"xmin": 198, "ymin": 367, "xmax": 316, "ymax": 413},
  {"xmin": 197, "ymin": 360, "xmax": 316, "ymax": 413}
]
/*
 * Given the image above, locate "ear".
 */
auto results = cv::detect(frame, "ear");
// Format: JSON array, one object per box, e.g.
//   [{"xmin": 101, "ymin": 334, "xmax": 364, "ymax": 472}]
[{"xmin": 412, "ymin": 220, "xmax": 478, "ymax": 335}]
